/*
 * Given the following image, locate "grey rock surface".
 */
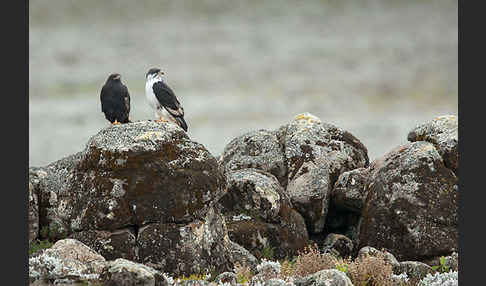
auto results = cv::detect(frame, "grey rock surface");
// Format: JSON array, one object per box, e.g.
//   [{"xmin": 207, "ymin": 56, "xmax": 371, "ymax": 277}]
[
  {"xmin": 29, "ymin": 238, "xmax": 106, "ymax": 284},
  {"xmin": 319, "ymin": 233, "xmax": 354, "ymax": 258},
  {"xmin": 358, "ymin": 141, "xmax": 458, "ymax": 261},
  {"xmin": 227, "ymin": 240, "xmax": 259, "ymax": 272},
  {"xmin": 396, "ymin": 261, "xmax": 434, "ymax": 281},
  {"xmin": 214, "ymin": 272, "xmax": 238, "ymax": 286},
  {"xmin": 408, "ymin": 115, "xmax": 458, "ymax": 174},
  {"xmin": 332, "ymin": 167, "xmax": 370, "ymax": 213},
  {"xmin": 100, "ymin": 258, "xmax": 168, "ymax": 286},
  {"xmin": 294, "ymin": 269, "xmax": 353, "ymax": 286},
  {"xmin": 29, "ymin": 182, "xmax": 39, "ymax": 244}
]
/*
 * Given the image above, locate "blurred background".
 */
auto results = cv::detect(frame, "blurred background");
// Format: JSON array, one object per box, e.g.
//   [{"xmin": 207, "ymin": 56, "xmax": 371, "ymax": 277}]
[{"xmin": 29, "ymin": 0, "xmax": 458, "ymax": 167}]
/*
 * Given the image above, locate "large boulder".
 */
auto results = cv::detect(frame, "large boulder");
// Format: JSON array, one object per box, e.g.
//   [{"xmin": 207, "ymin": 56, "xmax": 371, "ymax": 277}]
[
  {"xmin": 219, "ymin": 113, "xmax": 369, "ymax": 235},
  {"xmin": 29, "ymin": 121, "xmax": 234, "ymax": 276},
  {"xmin": 332, "ymin": 167, "xmax": 370, "ymax": 213},
  {"xmin": 408, "ymin": 115, "xmax": 458, "ymax": 174},
  {"xmin": 100, "ymin": 258, "xmax": 168, "ymax": 286},
  {"xmin": 294, "ymin": 269, "xmax": 354, "ymax": 286},
  {"xmin": 29, "ymin": 238, "xmax": 106, "ymax": 284},
  {"xmin": 358, "ymin": 141, "xmax": 458, "ymax": 261},
  {"xmin": 220, "ymin": 168, "xmax": 309, "ymax": 260}
]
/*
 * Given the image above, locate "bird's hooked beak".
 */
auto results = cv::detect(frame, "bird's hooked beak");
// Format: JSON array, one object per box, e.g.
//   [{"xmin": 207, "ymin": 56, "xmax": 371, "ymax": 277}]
[
  {"xmin": 114, "ymin": 74, "xmax": 121, "ymax": 80},
  {"xmin": 158, "ymin": 71, "xmax": 165, "ymax": 77}
]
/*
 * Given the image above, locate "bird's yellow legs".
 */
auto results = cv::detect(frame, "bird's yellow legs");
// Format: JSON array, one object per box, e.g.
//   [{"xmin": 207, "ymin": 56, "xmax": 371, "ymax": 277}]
[{"xmin": 112, "ymin": 120, "xmax": 120, "ymax": 125}]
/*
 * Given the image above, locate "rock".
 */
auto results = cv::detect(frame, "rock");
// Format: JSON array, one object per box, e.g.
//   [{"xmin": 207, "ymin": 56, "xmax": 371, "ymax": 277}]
[
  {"xmin": 226, "ymin": 211, "xmax": 308, "ymax": 260},
  {"xmin": 70, "ymin": 228, "xmax": 137, "ymax": 261},
  {"xmin": 396, "ymin": 261, "xmax": 434, "ymax": 281},
  {"xmin": 71, "ymin": 121, "xmax": 226, "ymax": 231},
  {"xmin": 137, "ymin": 207, "xmax": 233, "ymax": 277},
  {"xmin": 357, "ymin": 246, "xmax": 400, "ymax": 270},
  {"xmin": 219, "ymin": 129, "xmax": 287, "ymax": 187},
  {"xmin": 332, "ymin": 167, "xmax": 370, "ymax": 213},
  {"xmin": 294, "ymin": 269, "xmax": 353, "ymax": 286},
  {"xmin": 220, "ymin": 169, "xmax": 286, "ymax": 222},
  {"xmin": 29, "ymin": 181, "xmax": 39, "ymax": 244},
  {"xmin": 358, "ymin": 141, "xmax": 458, "ymax": 261},
  {"xmin": 408, "ymin": 115, "xmax": 458, "ymax": 174},
  {"xmin": 264, "ymin": 278, "xmax": 292, "ymax": 286},
  {"xmin": 250, "ymin": 259, "xmax": 281, "ymax": 285},
  {"xmin": 228, "ymin": 240, "xmax": 259, "ymax": 272},
  {"xmin": 319, "ymin": 233, "xmax": 353, "ymax": 258},
  {"xmin": 29, "ymin": 238, "xmax": 106, "ymax": 284},
  {"xmin": 283, "ymin": 113, "xmax": 369, "ymax": 233},
  {"xmin": 100, "ymin": 258, "xmax": 168, "ymax": 286},
  {"xmin": 214, "ymin": 272, "xmax": 238, "ymax": 285}
]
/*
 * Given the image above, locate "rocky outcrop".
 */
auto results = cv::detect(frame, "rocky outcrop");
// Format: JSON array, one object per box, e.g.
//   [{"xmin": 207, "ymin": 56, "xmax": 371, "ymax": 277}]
[
  {"xmin": 220, "ymin": 113, "xmax": 369, "ymax": 236},
  {"xmin": 29, "ymin": 181, "xmax": 39, "ymax": 245},
  {"xmin": 408, "ymin": 115, "xmax": 458, "ymax": 174},
  {"xmin": 100, "ymin": 258, "xmax": 168, "ymax": 286},
  {"xmin": 332, "ymin": 168, "xmax": 370, "ymax": 214},
  {"xmin": 29, "ymin": 121, "xmax": 233, "ymax": 277},
  {"xmin": 29, "ymin": 239, "xmax": 106, "ymax": 284},
  {"xmin": 318, "ymin": 233, "xmax": 354, "ymax": 258},
  {"xmin": 358, "ymin": 141, "xmax": 458, "ymax": 261}
]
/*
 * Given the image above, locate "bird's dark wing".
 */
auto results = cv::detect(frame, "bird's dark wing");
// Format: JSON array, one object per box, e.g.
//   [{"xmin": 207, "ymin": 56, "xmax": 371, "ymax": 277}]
[
  {"xmin": 152, "ymin": 81, "xmax": 184, "ymax": 117},
  {"xmin": 122, "ymin": 84, "xmax": 130, "ymax": 115},
  {"xmin": 100, "ymin": 84, "xmax": 109, "ymax": 112}
]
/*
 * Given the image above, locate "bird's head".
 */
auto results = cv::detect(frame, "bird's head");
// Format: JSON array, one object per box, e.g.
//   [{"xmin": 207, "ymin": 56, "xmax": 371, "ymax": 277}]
[
  {"xmin": 107, "ymin": 73, "xmax": 121, "ymax": 82},
  {"xmin": 146, "ymin": 68, "xmax": 165, "ymax": 81}
]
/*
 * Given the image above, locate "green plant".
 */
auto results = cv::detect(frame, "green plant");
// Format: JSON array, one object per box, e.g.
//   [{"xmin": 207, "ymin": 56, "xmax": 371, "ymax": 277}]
[
  {"xmin": 234, "ymin": 261, "xmax": 253, "ymax": 284},
  {"xmin": 431, "ymin": 256, "xmax": 450, "ymax": 273},
  {"xmin": 261, "ymin": 244, "xmax": 275, "ymax": 260},
  {"xmin": 29, "ymin": 239, "xmax": 54, "ymax": 255}
]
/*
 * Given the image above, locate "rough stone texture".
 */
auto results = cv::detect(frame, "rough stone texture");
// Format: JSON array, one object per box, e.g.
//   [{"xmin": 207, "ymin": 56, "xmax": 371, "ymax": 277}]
[
  {"xmin": 100, "ymin": 258, "xmax": 168, "ymax": 286},
  {"xmin": 30, "ymin": 121, "xmax": 234, "ymax": 276},
  {"xmin": 70, "ymin": 228, "xmax": 137, "ymax": 261},
  {"xmin": 71, "ymin": 121, "xmax": 226, "ymax": 231},
  {"xmin": 138, "ymin": 207, "xmax": 233, "ymax": 277},
  {"xmin": 220, "ymin": 169, "xmax": 287, "ymax": 223},
  {"xmin": 226, "ymin": 209, "xmax": 309, "ymax": 260},
  {"xmin": 358, "ymin": 141, "xmax": 458, "ymax": 261},
  {"xmin": 29, "ymin": 152, "xmax": 84, "ymax": 240},
  {"xmin": 319, "ymin": 233, "xmax": 354, "ymax": 258},
  {"xmin": 264, "ymin": 278, "xmax": 292, "ymax": 286},
  {"xmin": 29, "ymin": 181, "xmax": 39, "ymax": 245},
  {"xmin": 396, "ymin": 261, "xmax": 434, "ymax": 281},
  {"xmin": 408, "ymin": 115, "xmax": 458, "ymax": 174},
  {"xmin": 29, "ymin": 238, "xmax": 106, "ymax": 284},
  {"xmin": 219, "ymin": 129, "xmax": 287, "ymax": 187},
  {"xmin": 283, "ymin": 113, "xmax": 369, "ymax": 233},
  {"xmin": 332, "ymin": 167, "xmax": 370, "ymax": 213},
  {"xmin": 228, "ymin": 240, "xmax": 259, "ymax": 272},
  {"xmin": 357, "ymin": 246, "xmax": 400, "ymax": 270},
  {"xmin": 214, "ymin": 272, "xmax": 238, "ymax": 285},
  {"xmin": 294, "ymin": 269, "xmax": 354, "ymax": 286}
]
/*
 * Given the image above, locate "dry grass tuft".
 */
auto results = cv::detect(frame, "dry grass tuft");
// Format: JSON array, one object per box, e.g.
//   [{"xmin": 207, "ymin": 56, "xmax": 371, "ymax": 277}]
[
  {"xmin": 289, "ymin": 243, "xmax": 338, "ymax": 278},
  {"xmin": 234, "ymin": 261, "xmax": 253, "ymax": 284},
  {"xmin": 347, "ymin": 252, "xmax": 396, "ymax": 286}
]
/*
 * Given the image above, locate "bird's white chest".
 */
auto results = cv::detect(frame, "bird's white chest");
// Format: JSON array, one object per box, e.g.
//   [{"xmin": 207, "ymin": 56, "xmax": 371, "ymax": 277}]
[{"xmin": 145, "ymin": 78, "xmax": 160, "ymax": 109}]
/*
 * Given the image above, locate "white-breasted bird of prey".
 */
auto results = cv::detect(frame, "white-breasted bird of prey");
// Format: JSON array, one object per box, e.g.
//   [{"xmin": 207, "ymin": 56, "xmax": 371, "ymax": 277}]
[
  {"xmin": 145, "ymin": 68, "xmax": 188, "ymax": 132},
  {"xmin": 100, "ymin": 73, "xmax": 131, "ymax": 125}
]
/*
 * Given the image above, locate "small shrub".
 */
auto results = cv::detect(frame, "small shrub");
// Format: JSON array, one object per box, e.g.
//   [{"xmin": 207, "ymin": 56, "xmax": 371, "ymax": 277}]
[
  {"xmin": 29, "ymin": 239, "xmax": 54, "ymax": 255},
  {"xmin": 431, "ymin": 256, "xmax": 450, "ymax": 274},
  {"xmin": 347, "ymin": 252, "xmax": 395, "ymax": 286},
  {"xmin": 261, "ymin": 244, "xmax": 275, "ymax": 260},
  {"xmin": 234, "ymin": 261, "xmax": 253, "ymax": 284},
  {"xmin": 290, "ymin": 243, "xmax": 338, "ymax": 278}
]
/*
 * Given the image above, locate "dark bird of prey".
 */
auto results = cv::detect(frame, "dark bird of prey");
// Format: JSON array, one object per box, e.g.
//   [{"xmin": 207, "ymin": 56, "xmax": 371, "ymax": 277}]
[
  {"xmin": 100, "ymin": 73, "xmax": 131, "ymax": 125},
  {"xmin": 145, "ymin": 68, "xmax": 188, "ymax": 132}
]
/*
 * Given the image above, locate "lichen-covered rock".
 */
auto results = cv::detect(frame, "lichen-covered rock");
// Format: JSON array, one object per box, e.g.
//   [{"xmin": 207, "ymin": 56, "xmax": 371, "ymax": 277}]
[
  {"xmin": 294, "ymin": 269, "xmax": 353, "ymax": 286},
  {"xmin": 357, "ymin": 246, "xmax": 400, "ymax": 270},
  {"xmin": 408, "ymin": 115, "xmax": 458, "ymax": 174},
  {"xmin": 264, "ymin": 278, "xmax": 293, "ymax": 286},
  {"xmin": 220, "ymin": 169, "xmax": 286, "ymax": 222},
  {"xmin": 332, "ymin": 167, "xmax": 370, "ymax": 213},
  {"xmin": 226, "ymin": 209, "xmax": 309, "ymax": 260},
  {"xmin": 417, "ymin": 271, "xmax": 458, "ymax": 286},
  {"xmin": 358, "ymin": 141, "xmax": 458, "ymax": 261},
  {"xmin": 396, "ymin": 261, "xmax": 434, "ymax": 281},
  {"xmin": 219, "ymin": 129, "xmax": 287, "ymax": 187},
  {"xmin": 319, "ymin": 233, "xmax": 353, "ymax": 258},
  {"xmin": 138, "ymin": 207, "xmax": 233, "ymax": 277},
  {"xmin": 228, "ymin": 240, "xmax": 259, "ymax": 272},
  {"xmin": 29, "ymin": 181, "xmax": 39, "ymax": 244},
  {"xmin": 71, "ymin": 121, "xmax": 226, "ymax": 231},
  {"xmin": 29, "ymin": 152, "xmax": 84, "ymax": 239},
  {"xmin": 100, "ymin": 258, "xmax": 168, "ymax": 286},
  {"xmin": 29, "ymin": 238, "xmax": 106, "ymax": 284},
  {"xmin": 283, "ymin": 113, "xmax": 369, "ymax": 233},
  {"xmin": 70, "ymin": 228, "xmax": 137, "ymax": 261}
]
